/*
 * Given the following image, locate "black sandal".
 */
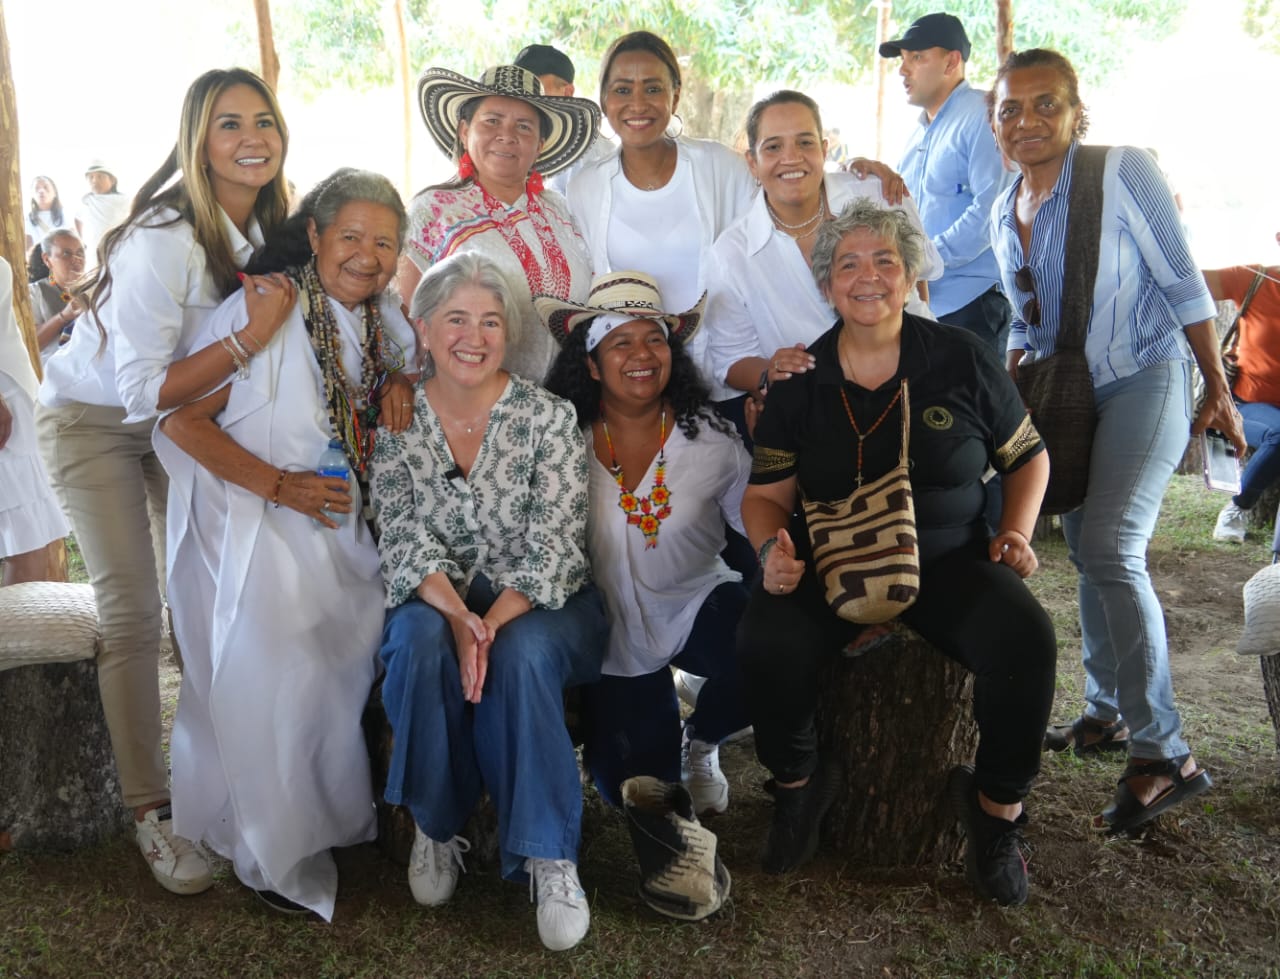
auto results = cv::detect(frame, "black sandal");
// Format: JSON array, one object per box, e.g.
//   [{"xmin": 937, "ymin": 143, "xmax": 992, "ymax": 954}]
[
  {"xmin": 1098, "ymin": 755, "xmax": 1212, "ymax": 833},
  {"xmin": 1043, "ymin": 715, "xmax": 1129, "ymax": 757}
]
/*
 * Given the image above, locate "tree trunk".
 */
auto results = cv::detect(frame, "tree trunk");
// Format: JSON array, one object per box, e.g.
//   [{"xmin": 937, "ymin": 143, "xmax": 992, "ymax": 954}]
[
  {"xmin": 390, "ymin": 0, "xmax": 412, "ymax": 200},
  {"xmin": 817, "ymin": 628, "xmax": 978, "ymax": 866},
  {"xmin": 253, "ymin": 0, "xmax": 281, "ymax": 92},
  {"xmin": 1261, "ymin": 656, "xmax": 1280, "ymax": 761},
  {"xmin": 996, "ymin": 0, "xmax": 1015, "ymax": 65},
  {"xmin": 0, "ymin": 1, "xmax": 40, "ymax": 380},
  {"xmin": 874, "ymin": 0, "xmax": 892, "ymax": 160}
]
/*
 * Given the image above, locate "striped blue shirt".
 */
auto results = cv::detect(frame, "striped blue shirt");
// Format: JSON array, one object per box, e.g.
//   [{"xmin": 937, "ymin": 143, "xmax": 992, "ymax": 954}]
[{"xmin": 992, "ymin": 142, "xmax": 1216, "ymax": 387}]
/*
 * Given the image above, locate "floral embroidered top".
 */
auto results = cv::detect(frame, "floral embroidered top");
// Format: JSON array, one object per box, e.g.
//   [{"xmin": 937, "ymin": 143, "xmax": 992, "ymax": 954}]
[
  {"xmin": 405, "ymin": 182, "xmax": 593, "ymax": 383},
  {"xmin": 371, "ymin": 372, "xmax": 592, "ymax": 611}
]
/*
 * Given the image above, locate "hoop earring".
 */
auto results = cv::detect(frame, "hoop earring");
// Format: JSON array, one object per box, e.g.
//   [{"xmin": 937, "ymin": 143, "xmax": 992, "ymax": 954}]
[{"xmin": 666, "ymin": 113, "xmax": 684, "ymax": 139}]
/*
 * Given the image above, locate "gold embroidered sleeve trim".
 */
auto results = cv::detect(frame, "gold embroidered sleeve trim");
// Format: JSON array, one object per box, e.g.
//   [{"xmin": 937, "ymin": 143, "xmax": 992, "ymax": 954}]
[
  {"xmin": 996, "ymin": 415, "xmax": 1043, "ymax": 470},
  {"xmin": 751, "ymin": 444, "xmax": 798, "ymax": 477}
]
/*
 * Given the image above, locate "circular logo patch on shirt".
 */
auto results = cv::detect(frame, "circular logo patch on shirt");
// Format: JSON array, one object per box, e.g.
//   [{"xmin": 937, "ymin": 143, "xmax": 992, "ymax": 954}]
[{"xmin": 923, "ymin": 406, "xmax": 954, "ymax": 431}]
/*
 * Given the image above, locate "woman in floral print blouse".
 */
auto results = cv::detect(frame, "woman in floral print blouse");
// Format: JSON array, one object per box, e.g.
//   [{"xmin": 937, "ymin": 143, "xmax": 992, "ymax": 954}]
[{"xmin": 370, "ymin": 251, "xmax": 606, "ymax": 953}]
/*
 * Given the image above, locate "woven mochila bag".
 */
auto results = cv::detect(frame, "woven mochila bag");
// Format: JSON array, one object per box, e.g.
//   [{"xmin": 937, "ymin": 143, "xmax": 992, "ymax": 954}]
[{"xmin": 802, "ymin": 379, "xmax": 919, "ymax": 624}]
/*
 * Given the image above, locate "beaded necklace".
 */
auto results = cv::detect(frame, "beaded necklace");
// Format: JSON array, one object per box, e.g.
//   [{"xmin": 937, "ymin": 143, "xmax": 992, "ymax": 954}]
[
  {"xmin": 840, "ymin": 384, "xmax": 903, "ymax": 489},
  {"xmin": 600, "ymin": 409, "xmax": 672, "ymax": 549},
  {"xmin": 48, "ymin": 276, "xmax": 72, "ymax": 306},
  {"xmin": 476, "ymin": 183, "xmax": 572, "ymax": 299},
  {"xmin": 294, "ymin": 256, "xmax": 396, "ymax": 474}
]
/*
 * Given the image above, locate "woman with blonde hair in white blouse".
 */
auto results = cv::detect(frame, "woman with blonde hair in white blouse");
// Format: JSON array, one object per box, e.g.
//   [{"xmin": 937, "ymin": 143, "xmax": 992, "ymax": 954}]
[
  {"xmin": 372, "ymin": 252, "xmax": 606, "ymax": 952},
  {"xmin": 36, "ymin": 67, "xmax": 296, "ymax": 897}
]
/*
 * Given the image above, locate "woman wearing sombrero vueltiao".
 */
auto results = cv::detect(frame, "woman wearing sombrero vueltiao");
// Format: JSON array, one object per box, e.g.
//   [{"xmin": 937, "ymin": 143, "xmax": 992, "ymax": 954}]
[{"xmin": 397, "ymin": 65, "xmax": 600, "ymax": 382}]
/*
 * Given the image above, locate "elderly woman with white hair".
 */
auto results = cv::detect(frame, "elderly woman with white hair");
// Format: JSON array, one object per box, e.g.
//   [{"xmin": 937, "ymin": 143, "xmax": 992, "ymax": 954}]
[
  {"xmin": 372, "ymin": 251, "xmax": 606, "ymax": 952},
  {"xmin": 738, "ymin": 199, "xmax": 1056, "ymax": 908}
]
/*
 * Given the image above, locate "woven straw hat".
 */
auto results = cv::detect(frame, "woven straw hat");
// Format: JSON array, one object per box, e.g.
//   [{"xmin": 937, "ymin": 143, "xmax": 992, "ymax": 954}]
[
  {"xmin": 417, "ymin": 65, "xmax": 600, "ymax": 178},
  {"xmin": 1238, "ymin": 562, "xmax": 1280, "ymax": 657},
  {"xmin": 533, "ymin": 271, "xmax": 706, "ymax": 346}
]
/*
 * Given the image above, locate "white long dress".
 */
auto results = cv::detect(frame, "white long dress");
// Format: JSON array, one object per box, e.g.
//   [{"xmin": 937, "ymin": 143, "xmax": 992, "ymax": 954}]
[
  {"xmin": 0, "ymin": 256, "xmax": 69, "ymax": 557},
  {"xmin": 157, "ymin": 288, "xmax": 413, "ymax": 919}
]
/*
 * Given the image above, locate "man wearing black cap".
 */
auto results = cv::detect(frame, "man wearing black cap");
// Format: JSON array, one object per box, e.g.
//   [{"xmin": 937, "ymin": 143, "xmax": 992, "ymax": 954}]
[
  {"xmin": 880, "ymin": 13, "xmax": 1012, "ymax": 356},
  {"xmin": 514, "ymin": 43, "xmax": 613, "ymax": 196}
]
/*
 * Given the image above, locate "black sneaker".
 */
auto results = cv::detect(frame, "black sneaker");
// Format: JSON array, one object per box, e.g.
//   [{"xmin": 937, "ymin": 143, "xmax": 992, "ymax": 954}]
[
  {"xmin": 762, "ymin": 758, "xmax": 842, "ymax": 875},
  {"xmin": 253, "ymin": 888, "xmax": 312, "ymax": 915},
  {"xmin": 947, "ymin": 765, "xmax": 1029, "ymax": 907}
]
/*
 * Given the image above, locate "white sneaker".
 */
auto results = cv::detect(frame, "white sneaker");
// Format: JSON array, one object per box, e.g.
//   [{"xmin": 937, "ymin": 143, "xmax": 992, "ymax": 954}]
[
  {"xmin": 1214, "ymin": 502, "xmax": 1249, "ymax": 542},
  {"xmin": 681, "ymin": 730, "xmax": 729, "ymax": 815},
  {"xmin": 527, "ymin": 857, "xmax": 590, "ymax": 951},
  {"xmin": 408, "ymin": 827, "xmax": 470, "ymax": 907},
  {"xmin": 134, "ymin": 806, "xmax": 213, "ymax": 895}
]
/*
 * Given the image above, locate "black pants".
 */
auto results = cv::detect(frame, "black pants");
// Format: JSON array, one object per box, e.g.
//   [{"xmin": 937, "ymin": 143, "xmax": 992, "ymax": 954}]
[
  {"xmin": 738, "ymin": 540, "xmax": 1057, "ymax": 804},
  {"xmin": 938, "ymin": 285, "xmax": 1014, "ymax": 361}
]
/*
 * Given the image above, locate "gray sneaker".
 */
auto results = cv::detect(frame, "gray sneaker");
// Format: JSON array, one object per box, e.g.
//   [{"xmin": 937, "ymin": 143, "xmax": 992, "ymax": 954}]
[{"xmin": 1214, "ymin": 502, "xmax": 1249, "ymax": 542}]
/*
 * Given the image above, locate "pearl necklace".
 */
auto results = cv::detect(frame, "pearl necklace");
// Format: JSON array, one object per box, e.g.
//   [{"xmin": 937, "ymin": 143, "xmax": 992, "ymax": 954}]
[{"xmin": 766, "ymin": 194, "xmax": 827, "ymax": 237}]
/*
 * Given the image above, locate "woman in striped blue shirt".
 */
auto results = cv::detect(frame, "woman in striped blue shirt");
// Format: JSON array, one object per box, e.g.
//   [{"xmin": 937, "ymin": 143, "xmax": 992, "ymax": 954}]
[{"xmin": 989, "ymin": 48, "xmax": 1245, "ymax": 835}]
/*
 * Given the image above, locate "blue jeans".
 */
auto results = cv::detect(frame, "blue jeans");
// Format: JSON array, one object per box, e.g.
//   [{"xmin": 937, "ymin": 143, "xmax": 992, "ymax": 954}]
[
  {"xmin": 1234, "ymin": 399, "xmax": 1280, "ymax": 510},
  {"xmin": 583, "ymin": 581, "xmax": 751, "ymax": 807},
  {"xmin": 378, "ymin": 579, "xmax": 606, "ymax": 880},
  {"xmin": 1062, "ymin": 360, "xmax": 1191, "ymax": 761}
]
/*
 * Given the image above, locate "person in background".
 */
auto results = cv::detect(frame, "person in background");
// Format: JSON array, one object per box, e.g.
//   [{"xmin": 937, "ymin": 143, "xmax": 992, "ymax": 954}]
[
  {"xmin": 25, "ymin": 176, "xmax": 65, "ymax": 251},
  {"xmin": 512, "ymin": 43, "xmax": 614, "ymax": 197},
  {"xmin": 398, "ymin": 64, "xmax": 600, "ymax": 383},
  {"xmin": 75, "ymin": 160, "xmax": 132, "ymax": 263},
  {"xmin": 157, "ymin": 168, "xmax": 416, "ymax": 918},
  {"xmin": 39, "ymin": 66, "xmax": 292, "ymax": 897},
  {"xmin": 373, "ymin": 252, "xmax": 606, "ymax": 952},
  {"xmin": 878, "ymin": 13, "xmax": 1013, "ymax": 356},
  {"xmin": 0, "ymin": 255, "xmax": 70, "ymax": 585},
  {"xmin": 1202, "ymin": 237, "xmax": 1280, "ymax": 545},
  {"xmin": 989, "ymin": 48, "xmax": 1244, "ymax": 831},
  {"xmin": 541, "ymin": 271, "xmax": 752, "ymax": 816},
  {"xmin": 27, "ymin": 229, "xmax": 86, "ymax": 364}
]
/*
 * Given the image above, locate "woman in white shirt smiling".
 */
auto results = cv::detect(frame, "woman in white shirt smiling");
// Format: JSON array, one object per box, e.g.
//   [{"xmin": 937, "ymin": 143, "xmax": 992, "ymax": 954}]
[
  {"xmin": 36, "ymin": 68, "xmax": 293, "ymax": 898},
  {"xmin": 541, "ymin": 271, "xmax": 751, "ymax": 819}
]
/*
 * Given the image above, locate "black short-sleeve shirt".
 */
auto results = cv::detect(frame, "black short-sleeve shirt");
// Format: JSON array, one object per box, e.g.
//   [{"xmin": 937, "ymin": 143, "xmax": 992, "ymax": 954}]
[{"xmin": 750, "ymin": 314, "xmax": 1044, "ymax": 565}]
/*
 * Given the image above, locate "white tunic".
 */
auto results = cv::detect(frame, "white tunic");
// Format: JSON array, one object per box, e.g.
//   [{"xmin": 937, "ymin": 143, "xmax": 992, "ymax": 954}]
[
  {"xmin": 158, "ymin": 288, "xmax": 414, "ymax": 920},
  {"xmin": 0, "ymin": 256, "xmax": 69, "ymax": 556},
  {"xmin": 586, "ymin": 421, "xmax": 749, "ymax": 677}
]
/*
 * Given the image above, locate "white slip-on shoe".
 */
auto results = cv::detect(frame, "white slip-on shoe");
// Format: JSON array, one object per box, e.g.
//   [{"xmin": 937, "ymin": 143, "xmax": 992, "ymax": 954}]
[{"xmin": 134, "ymin": 805, "xmax": 213, "ymax": 896}]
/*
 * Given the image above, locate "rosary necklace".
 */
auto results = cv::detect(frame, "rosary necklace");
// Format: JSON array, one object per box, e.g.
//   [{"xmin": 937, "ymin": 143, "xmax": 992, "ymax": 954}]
[
  {"xmin": 600, "ymin": 409, "xmax": 673, "ymax": 548},
  {"xmin": 840, "ymin": 384, "xmax": 903, "ymax": 489}
]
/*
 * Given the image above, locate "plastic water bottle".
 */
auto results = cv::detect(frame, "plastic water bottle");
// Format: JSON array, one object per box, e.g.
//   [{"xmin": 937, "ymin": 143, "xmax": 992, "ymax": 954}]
[{"xmin": 315, "ymin": 438, "xmax": 349, "ymax": 527}]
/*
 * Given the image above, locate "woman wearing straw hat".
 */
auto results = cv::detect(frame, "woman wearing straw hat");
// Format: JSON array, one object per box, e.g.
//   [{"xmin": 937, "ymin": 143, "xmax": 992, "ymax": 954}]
[
  {"xmin": 398, "ymin": 65, "xmax": 600, "ymax": 383},
  {"xmin": 541, "ymin": 271, "xmax": 752, "ymax": 823}
]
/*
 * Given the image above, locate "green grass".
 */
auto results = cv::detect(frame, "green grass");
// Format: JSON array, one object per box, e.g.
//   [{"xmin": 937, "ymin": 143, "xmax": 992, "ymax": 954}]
[{"xmin": 3, "ymin": 475, "xmax": 1279, "ymax": 977}]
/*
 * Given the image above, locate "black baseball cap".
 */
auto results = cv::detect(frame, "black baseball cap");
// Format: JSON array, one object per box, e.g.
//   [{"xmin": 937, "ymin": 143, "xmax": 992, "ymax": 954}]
[
  {"xmin": 514, "ymin": 44, "xmax": 575, "ymax": 84},
  {"xmin": 879, "ymin": 13, "xmax": 972, "ymax": 61}
]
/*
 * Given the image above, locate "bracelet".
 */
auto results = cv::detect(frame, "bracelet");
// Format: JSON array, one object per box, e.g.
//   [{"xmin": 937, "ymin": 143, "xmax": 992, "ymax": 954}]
[
  {"xmin": 270, "ymin": 469, "xmax": 288, "ymax": 508},
  {"xmin": 238, "ymin": 328, "xmax": 265, "ymax": 353},
  {"xmin": 220, "ymin": 336, "xmax": 250, "ymax": 380},
  {"xmin": 227, "ymin": 330, "xmax": 254, "ymax": 361},
  {"xmin": 757, "ymin": 535, "xmax": 779, "ymax": 567}
]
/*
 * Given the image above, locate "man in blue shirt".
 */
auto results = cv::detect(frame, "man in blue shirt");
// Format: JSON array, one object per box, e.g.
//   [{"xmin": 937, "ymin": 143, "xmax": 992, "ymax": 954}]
[{"xmin": 881, "ymin": 13, "xmax": 1012, "ymax": 355}]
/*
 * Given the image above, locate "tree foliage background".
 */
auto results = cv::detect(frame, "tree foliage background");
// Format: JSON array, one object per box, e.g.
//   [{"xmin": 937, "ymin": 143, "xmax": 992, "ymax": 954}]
[{"xmin": 224, "ymin": 0, "xmax": 1194, "ymax": 141}]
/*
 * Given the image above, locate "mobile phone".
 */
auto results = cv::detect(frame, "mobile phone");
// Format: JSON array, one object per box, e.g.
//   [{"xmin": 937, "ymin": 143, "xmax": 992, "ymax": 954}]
[{"xmin": 1202, "ymin": 429, "xmax": 1242, "ymax": 494}]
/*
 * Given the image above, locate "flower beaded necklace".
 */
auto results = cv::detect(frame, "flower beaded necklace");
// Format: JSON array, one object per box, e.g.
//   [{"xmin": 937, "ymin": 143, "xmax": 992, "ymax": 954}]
[
  {"xmin": 294, "ymin": 256, "xmax": 394, "ymax": 474},
  {"xmin": 600, "ymin": 409, "xmax": 673, "ymax": 549}
]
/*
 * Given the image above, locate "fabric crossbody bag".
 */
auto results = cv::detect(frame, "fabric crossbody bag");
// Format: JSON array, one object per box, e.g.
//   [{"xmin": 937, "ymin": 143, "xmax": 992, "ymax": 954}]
[
  {"xmin": 802, "ymin": 379, "xmax": 919, "ymax": 624},
  {"xmin": 1014, "ymin": 144, "xmax": 1109, "ymax": 516}
]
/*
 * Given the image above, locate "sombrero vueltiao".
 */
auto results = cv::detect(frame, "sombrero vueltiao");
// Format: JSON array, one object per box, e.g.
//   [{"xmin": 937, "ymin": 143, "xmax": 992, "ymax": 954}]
[
  {"xmin": 534, "ymin": 271, "xmax": 706, "ymax": 348},
  {"xmin": 417, "ymin": 65, "xmax": 601, "ymax": 178}
]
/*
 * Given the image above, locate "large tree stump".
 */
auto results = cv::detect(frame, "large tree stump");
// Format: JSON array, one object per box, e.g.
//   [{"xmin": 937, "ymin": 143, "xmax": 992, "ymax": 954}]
[
  {"xmin": 1262, "ymin": 657, "xmax": 1280, "ymax": 762},
  {"xmin": 0, "ymin": 583, "xmax": 129, "ymax": 851},
  {"xmin": 817, "ymin": 628, "xmax": 978, "ymax": 867}
]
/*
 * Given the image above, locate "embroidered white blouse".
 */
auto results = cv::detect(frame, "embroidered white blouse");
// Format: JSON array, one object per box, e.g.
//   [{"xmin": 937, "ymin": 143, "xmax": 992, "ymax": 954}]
[{"xmin": 371, "ymin": 373, "xmax": 592, "ymax": 611}]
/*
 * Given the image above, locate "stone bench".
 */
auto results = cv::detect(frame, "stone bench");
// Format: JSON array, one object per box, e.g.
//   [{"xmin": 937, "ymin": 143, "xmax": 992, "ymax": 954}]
[
  {"xmin": 0, "ymin": 582, "xmax": 130, "ymax": 851},
  {"xmin": 817, "ymin": 626, "xmax": 977, "ymax": 866}
]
